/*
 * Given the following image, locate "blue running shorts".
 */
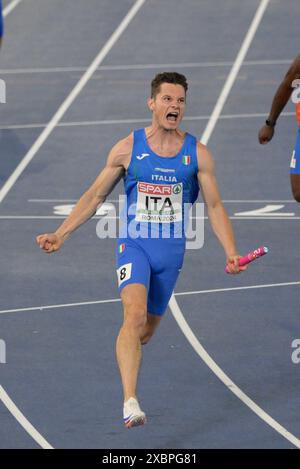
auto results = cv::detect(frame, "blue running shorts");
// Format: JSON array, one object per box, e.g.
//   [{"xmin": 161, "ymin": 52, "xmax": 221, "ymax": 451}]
[
  {"xmin": 116, "ymin": 238, "xmax": 185, "ymax": 316},
  {"xmin": 290, "ymin": 127, "xmax": 300, "ymax": 174}
]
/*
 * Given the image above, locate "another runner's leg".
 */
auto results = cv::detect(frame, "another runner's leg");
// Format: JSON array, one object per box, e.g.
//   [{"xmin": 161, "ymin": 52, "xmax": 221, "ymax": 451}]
[
  {"xmin": 290, "ymin": 174, "xmax": 300, "ymax": 202},
  {"xmin": 140, "ymin": 313, "xmax": 162, "ymax": 345}
]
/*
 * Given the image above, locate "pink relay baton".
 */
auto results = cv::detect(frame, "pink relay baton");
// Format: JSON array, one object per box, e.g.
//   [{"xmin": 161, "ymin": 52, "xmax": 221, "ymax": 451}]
[{"xmin": 225, "ymin": 246, "xmax": 269, "ymax": 273}]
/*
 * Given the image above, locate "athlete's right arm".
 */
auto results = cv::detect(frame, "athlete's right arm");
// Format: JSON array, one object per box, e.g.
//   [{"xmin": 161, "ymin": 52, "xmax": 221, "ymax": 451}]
[
  {"xmin": 258, "ymin": 55, "xmax": 300, "ymax": 144},
  {"xmin": 36, "ymin": 135, "xmax": 132, "ymax": 253}
]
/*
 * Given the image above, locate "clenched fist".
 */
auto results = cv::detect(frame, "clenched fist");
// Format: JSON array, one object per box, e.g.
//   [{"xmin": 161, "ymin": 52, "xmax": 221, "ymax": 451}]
[
  {"xmin": 36, "ymin": 233, "xmax": 64, "ymax": 253},
  {"xmin": 258, "ymin": 124, "xmax": 275, "ymax": 144}
]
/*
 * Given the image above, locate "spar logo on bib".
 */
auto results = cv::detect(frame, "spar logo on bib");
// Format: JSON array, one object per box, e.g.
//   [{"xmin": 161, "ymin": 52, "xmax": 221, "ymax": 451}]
[
  {"xmin": 135, "ymin": 182, "xmax": 183, "ymax": 223},
  {"xmin": 172, "ymin": 184, "xmax": 182, "ymax": 194}
]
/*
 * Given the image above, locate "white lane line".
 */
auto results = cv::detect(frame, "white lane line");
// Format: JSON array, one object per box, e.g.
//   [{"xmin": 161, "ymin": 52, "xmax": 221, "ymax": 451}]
[
  {"xmin": 0, "ymin": 216, "xmax": 102, "ymax": 219},
  {"xmin": 0, "ymin": 386, "xmax": 54, "ymax": 449},
  {"xmin": 0, "ymin": 118, "xmax": 151, "ymax": 130},
  {"xmin": 235, "ymin": 213, "xmax": 295, "ymax": 217},
  {"xmin": 0, "ymin": 298, "xmax": 121, "ymax": 315},
  {"xmin": 2, "ymin": 215, "xmax": 300, "ymax": 220},
  {"xmin": 223, "ymin": 200, "xmax": 297, "ymax": 203},
  {"xmin": 29, "ymin": 199, "xmax": 78, "ymax": 203},
  {"xmin": 0, "ymin": 59, "xmax": 292, "ymax": 74},
  {"xmin": 170, "ymin": 0, "xmax": 300, "ymax": 450},
  {"xmin": 169, "ymin": 297, "xmax": 300, "ymax": 449},
  {"xmin": 0, "ymin": 0, "xmax": 146, "ymax": 204},
  {"xmin": 3, "ymin": 0, "xmax": 23, "ymax": 17},
  {"xmin": 231, "ymin": 217, "xmax": 300, "ymax": 220},
  {"xmin": 208, "ymin": 111, "xmax": 294, "ymax": 120},
  {"xmin": 0, "ymin": 111, "xmax": 295, "ymax": 131},
  {"xmin": 175, "ymin": 281, "xmax": 300, "ymax": 297},
  {"xmin": 27, "ymin": 199, "xmax": 297, "ymax": 204},
  {"xmin": 28, "ymin": 199, "xmax": 121, "ymax": 203},
  {"xmin": 1, "ymin": 280, "xmax": 300, "ymax": 316},
  {"xmin": 1, "ymin": 215, "xmax": 300, "ymax": 220},
  {"xmin": 201, "ymin": 0, "xmax": 271, "ymax": 145},
  {"xmin": 235, "ymin": 204, "xmax": 295, "ymax": 217},
  {"xmin": 49, "ymin": 59, "xmax": 294, "ymax": 70}
]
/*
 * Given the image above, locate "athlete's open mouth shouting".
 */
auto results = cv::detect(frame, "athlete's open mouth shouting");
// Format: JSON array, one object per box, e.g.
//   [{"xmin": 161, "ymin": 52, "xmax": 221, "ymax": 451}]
[{"xmin": 166, "ymin": 111, "xmax": 179, "ymax": 122}]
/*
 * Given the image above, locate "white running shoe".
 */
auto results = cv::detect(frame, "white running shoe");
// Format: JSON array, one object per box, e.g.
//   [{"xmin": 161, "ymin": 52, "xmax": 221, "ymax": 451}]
[{"xmin": 123, "ymin": 397, "xmax": 147, "ymax": 428}]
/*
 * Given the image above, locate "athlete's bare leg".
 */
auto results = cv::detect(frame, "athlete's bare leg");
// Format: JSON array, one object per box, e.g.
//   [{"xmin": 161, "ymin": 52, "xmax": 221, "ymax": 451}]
[
  {"xmin": 290, "ymin": 174, "xmax": 300, "ymax": 202},
  {"xmin": 116, "ymin": 283, "xmax": 147, "ymax": 402},
  {"xmin": 116, "ymin": 284, "xmax": 163, "ymax": 402}
]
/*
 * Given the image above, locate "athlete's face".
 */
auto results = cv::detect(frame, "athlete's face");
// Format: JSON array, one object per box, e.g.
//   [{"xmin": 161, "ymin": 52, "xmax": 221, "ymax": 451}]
[{"xmin": 148, "ymin": 83, "xmax": 186, "ymax": 130}]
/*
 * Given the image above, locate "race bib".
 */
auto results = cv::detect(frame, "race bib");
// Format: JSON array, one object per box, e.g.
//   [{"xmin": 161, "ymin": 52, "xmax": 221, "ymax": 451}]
[
  {"xmin": 290, "ymin": 150, "xmax": 297, "ymax": 169},
  {"xmin": 135, "ymin": 182, "xmax": 183, "ymax": 223}
]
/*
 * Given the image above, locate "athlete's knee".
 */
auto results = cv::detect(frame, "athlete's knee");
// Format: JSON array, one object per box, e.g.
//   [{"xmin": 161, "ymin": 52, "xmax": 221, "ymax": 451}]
[{"xmin": 123, "ymin": 304, "xmax": 147, "ymax": 331}]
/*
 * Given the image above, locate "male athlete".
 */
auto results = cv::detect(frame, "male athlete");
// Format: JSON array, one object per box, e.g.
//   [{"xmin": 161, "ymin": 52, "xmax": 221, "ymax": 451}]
[
  {"xmin": 37, "ymin": 72, "xmax": 246, "ymax": 428},
  {"xmin": 258, "ymin": 54, "xmax": 300, "ymax": 201}
]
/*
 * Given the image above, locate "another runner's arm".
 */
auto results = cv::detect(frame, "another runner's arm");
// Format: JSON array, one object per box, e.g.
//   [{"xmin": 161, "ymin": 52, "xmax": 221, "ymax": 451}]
[
  {"xmin": 259, "ymin": 55, "xmax": 300, "ymax": 143},
  {"xmin": 54, "ymin": 137, "xmax": 131, "ymax": 242},
  {"xmin": 266, "ymin": 55, "xmax": 300, "ymax": 124},
  {"xmin": 197, "ymin": 143, "xmax": 245, "ymax": 273}
]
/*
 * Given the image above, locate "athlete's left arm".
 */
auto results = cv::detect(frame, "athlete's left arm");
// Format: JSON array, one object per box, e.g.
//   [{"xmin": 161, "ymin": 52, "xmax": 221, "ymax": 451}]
[{"xmin": 197, "ymin": 143, "xmax": 246, "ymax": 274}]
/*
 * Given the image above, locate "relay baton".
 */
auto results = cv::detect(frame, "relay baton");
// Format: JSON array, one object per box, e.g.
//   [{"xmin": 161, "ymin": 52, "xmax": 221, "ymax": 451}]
[{"xmin": 225, "ymin": 246, "xmax": 269, "ymax": 273}]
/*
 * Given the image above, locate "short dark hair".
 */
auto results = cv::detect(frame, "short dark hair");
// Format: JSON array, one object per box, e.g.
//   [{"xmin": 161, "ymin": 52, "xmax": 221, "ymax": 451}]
[{"xmin": 151, "ymin": 72, "xmax": 188, "ymax": 98}]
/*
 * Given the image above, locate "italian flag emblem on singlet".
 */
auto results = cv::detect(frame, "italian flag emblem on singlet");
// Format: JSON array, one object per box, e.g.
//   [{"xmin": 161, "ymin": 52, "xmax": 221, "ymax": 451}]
[
  {"xmin": 182, "ymin": 155, "xmax": 191, "ymax": 165},
  {"xmin": 119, "ymin": 243, "xmax": 125, "ymax": 253}
]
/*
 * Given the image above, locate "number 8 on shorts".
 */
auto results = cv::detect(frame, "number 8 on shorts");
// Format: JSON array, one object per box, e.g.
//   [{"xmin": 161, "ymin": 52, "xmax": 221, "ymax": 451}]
[{"xmin": 117, "ymin": 263, "xmax": 132, "ymax": 286}]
